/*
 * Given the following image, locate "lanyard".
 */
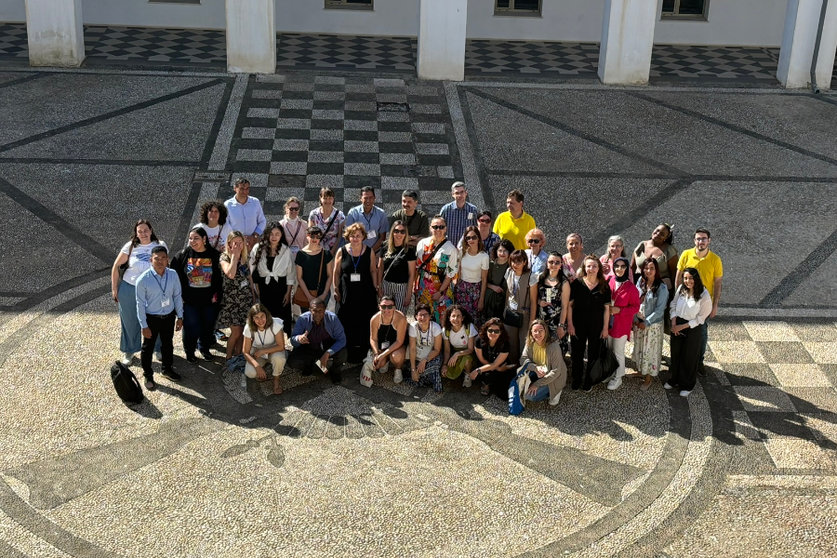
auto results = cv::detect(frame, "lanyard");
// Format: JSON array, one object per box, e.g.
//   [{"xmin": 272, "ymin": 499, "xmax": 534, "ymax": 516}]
[
  {"xmin": 362, "ymin": 210, "xmax": 374, "ymax": 228},
  {"xmin": 512, "ymin": 273, "xmax": 520, "ymax": 297},
  {"xmin": 349, "ymin": 246, "xmax": 362, "ymax": 273},
  {"xmin": 256, "ymin": 328, "xmax": 268, "ymax": 346},
  {"xmin": 419, "ymin": 326, "xmax": 431, "ymax": 347},
  {"xmin": 152, "ymin": 270, "xmax": 168, "ymax": 295}
]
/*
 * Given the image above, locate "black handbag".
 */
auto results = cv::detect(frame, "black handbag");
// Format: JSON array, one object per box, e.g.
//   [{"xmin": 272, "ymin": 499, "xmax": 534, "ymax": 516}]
[
  {"xmin": 502, "ymin": 307, "xmax": 524, "ymax": 329},
  {"xmin": 589, "ymin": 340, "xmax": 618, "ymax": 384}
]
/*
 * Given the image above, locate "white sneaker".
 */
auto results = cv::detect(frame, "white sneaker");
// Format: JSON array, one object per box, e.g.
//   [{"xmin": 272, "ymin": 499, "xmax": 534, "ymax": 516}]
[
  {"xmin": 120, "ymin": 352, "xmax": 133, "ymax": 366},
  {"xmin": 607, "ymin": 377, "xmax": 622, "ymax": 391},
  {"xmin": 393, "ymin": 369, "xmax": 403, "ymax": 384},
  {"xmin": 462, "ymin": 374, "xmax": 472, "ymax": 388},
  {"xmin": 663, "ymin": 382, "xmax": 674, "ymax": 390},
  {"xmin": 549, "ymin": 391, "xmax": 562, "ymax": 406},
  {"xmin": 679, "ymin": 389, "xmax": 691, "ymax": 397}
]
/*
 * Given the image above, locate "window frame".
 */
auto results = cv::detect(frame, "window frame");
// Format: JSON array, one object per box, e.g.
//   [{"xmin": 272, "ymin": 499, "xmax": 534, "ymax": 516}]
[
  {"xmin": 661, "ymin": 0, "xmax": 709, "ymax": 21},
  {"xmin": 148, "ymin": 0, "xmax": 201, "ymax": 5},
  {"xmin": 325, "ymin": 0, "xmax": 374, "ymax": 11},
  {"xmin": 494, "ymin": 0, "xmax": 543, "ymax": 17}
]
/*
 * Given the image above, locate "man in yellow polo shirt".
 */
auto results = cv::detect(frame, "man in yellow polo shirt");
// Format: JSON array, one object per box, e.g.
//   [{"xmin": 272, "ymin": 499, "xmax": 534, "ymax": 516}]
[
  {"xmin": 676, "ymin": 228, "xmax": 723, "ymax": 374},
  {"xmin": 492, "ymin": 189, "xmax": 536, "ymax": 250}
]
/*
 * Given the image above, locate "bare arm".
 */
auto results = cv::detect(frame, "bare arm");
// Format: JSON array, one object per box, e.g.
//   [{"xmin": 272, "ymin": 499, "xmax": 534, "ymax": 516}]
[{"xmin": 110, "ymin": 251, "xmax": 129, "ymax": 300}]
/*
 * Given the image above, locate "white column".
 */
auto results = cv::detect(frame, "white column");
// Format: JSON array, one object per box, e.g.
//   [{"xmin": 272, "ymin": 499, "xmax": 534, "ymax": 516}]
[
  {"xmin": 24, "ymin": 0, "xmax": 84, "ymax": 67},
  {"xmin": 597, "ymin": 0, "xmax": 657, "ymax": 85},
  {"xmin": 225, "ymin": 0, "xmax": 275, "ymax": 74},
  {"xmin": 779, "ymin": 0, "xmax": 837, "ymax": 90},
  {"xmin": 417, "ymin": 0, "xmax": 467, "ymax": 81}
]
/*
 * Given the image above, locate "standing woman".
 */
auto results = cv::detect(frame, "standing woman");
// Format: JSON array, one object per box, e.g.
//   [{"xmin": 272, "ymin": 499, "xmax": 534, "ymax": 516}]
[
  {"xmin": 605, "ymin": 257, "xmax": 640, "ymax": 391},
  {"xmin": 567, "ymin": 255, "xmax": 611, "ymax": 391},
  {"xmin": 562, "ymin": 233, "xmax": 585, "ymax": 281},
  {"xmin": 378, "ymin": 220, "xmax": 416, "ymax": 312},
  {"xmin": 110, "ymin": 219, "xmax": 166, "ymax": 365},
  {"xmin": 280, "ymin": 196, "xmax": 307, "ymax": 256},
  {"xmin": 469, "ymin": 317, "xmax": 514, "ymax": 398},
  {"xmin": 415, "ymin": 216, "xmax": 459, "ymax": 323},
  {"xmin": 503, "ymin": 249, "xmax": 538, "ymax": 363},
  {"xmin": 475, "ymin": 210, "xmax": 501, "ymax": 255},
  {"xmin": 666, "ymin": 267, "xmax": 711, "ymax": 397},
  {"xmin": 536, "ymin": 251, "xmax": 570, "ymax": 348},
  {"xmin": 217, "ymin": 231, "xmax": 256, "ymax": 361},
  {"xmin": 455, "ymin": 225, "xmax": 489, "ymax": 325},
  {"xmin": 196, "ymin": 200, "xmax": 232, "ymax": 253},
  {"xmin": 333, "ymin": 223, "xmax": 379, "ymax": 363},
  {"xmin": 633, "ymin": 259, "xmax": 669, "ymax": 391},
  {"xmin": 440, "ymin": 305, "xmax": 478, "ymax": 386},
  {"xmin": 520, "ymin": 320, "xmax": 567, "ymax": 406},
  {"xmin": 250, "ymin": 221, "xmax": 295, "ymax": 335},
  {"xmin": 308, "ymin": 187, "xmax": 345, "ymax": 257},
  {"xmin": 294, "ymin": 226, "xmax": 334, "ymax": 308},
  {"xmin": 631, "ymin": 223, "xmax": 678, "ymax": 289},
  {"xmin": 600, "ymin": 235, "xmax": 632, "ymax": 282},
  {"xmin": 408, "ymin": 303, "xmax": 444, "ymax": 392},
  {"xmin": 483, "ymin": 239, "xmax": 513, "ymax": 322},
  {"xmin": 170, "ymin": 226, "xmax": 222, "ymax": 362}
]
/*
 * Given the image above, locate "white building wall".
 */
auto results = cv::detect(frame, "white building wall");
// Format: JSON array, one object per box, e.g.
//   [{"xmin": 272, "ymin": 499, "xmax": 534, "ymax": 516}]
[{"xmin": 1, "ymin": 0, "xmax": 790, "ymax": 48}]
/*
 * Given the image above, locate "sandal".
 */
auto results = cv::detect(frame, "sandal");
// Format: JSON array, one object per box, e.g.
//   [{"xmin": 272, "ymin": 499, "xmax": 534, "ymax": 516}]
[{"xmin": 480, "ymin": 384, "xmax": 490, "ymax": 396}]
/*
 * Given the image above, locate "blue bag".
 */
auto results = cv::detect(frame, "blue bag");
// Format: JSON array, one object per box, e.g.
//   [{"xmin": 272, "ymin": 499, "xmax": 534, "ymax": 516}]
[{"xmin": 508, "ymin": 360, "xmax": 531, "ymax": 415}]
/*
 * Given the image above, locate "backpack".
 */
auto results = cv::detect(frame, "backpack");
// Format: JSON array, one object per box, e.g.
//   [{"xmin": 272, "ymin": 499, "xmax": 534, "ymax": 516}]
[{"xmin": 110, "ymin": 361, "xmax": 144, "ymax": 405}]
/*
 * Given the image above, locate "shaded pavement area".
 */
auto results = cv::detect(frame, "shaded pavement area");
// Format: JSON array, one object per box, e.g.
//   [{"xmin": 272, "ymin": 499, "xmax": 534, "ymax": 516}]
[{"xmin": 0, "ymin": 63, "xmax": 835, "ymax": 557}]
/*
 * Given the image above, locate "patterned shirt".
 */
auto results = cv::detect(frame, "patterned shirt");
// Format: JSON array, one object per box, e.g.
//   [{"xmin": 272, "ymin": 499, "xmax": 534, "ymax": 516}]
[{"xmin": 440, "ymin": 201, "xmax": 478, "ymax": 246}]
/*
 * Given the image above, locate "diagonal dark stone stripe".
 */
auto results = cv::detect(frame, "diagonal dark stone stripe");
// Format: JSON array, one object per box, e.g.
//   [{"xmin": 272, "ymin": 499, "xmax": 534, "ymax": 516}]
[
  {"xmin": 760, "ymin": 227, "xmax": 837, "ymax": 306},
  {"xmin": 0, "ymin": 78, "xmax": 225, "ymax": 154}
]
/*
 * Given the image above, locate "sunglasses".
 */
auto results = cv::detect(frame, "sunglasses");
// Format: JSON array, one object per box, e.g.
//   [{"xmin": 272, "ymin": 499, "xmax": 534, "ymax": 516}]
[
  {"xmin": 547, "ymin": 260, "xmax": 561, "ymax": 265},
  {"xmin": 431, "ymin": 225, "xmax": 446, "ymax": 230},
  {"xmin": 465, "ymin": 236, "xmax": 478, "ymax": 241},
  {"xmin": 527, "ymin": 239, "xmax": 541, "ymax": 244},
  {"xmin": 392, "ymin": 229, "xmax": 406, "ymax": 234},
  {"xmin": 487, "ymin": 328, "xmax": 501, "ymax": 334},
  {"xmin": 288, "ymin": 207, "xmax": 300, "ymax": 212},
  {"xmin": 478, "ymin": 218, "xmax": 491, "ymax": 224},
  {"xmin": 380, "ymin": 304, "xmax": 395, "ymax": 309}
]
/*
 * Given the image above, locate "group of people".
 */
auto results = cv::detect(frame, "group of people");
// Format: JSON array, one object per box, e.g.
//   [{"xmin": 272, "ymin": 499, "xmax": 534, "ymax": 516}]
[{"xmin": 111, "ymin": 179, "xmax": 723, "ymax": 408}]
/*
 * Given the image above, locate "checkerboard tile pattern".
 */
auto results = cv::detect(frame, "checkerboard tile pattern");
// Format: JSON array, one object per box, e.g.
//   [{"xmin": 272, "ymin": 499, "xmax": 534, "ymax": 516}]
[
  {"xmin": 465, "ymin": 40, "xmax": 600, "ymax": 75},
  {"xmin": 277, "ymin": 34, "xmax": 416, "ymax": 71},
  {"xmin": 225, "ymin": 74, "xmax": 458, "ymax": 220},
  {"xmin": 84, "ymin": 26, "xmax": 226, "ymax": 65},
  {"xmin": 0, "ymin": 23, "xmax": 27, "ymax": 58},
  {"xmin": 650, "ymin": 45, "xmax": 780, "ymax": 80},
  {"xmin": 710, "ymin": 320, "xmax": 837, "ymax": 471}
]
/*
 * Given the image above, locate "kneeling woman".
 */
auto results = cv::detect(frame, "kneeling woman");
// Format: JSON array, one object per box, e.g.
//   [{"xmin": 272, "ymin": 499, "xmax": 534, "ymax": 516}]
[
  {"xmin": 408, "ymin": 304, "xmax": 444, "ymax": 392},
  {"xmin": 470, "ymin": 317, "xmax": 515, "ymax": 397},
  {"xmin": 520, "ymin": 320, "xmax": 568, "ymax": 406},
  {"xmin": 242, "ymin": 303, "xmax": 286, "ymax": 395},
  {"xmin": 667, "ymin": 267, "xmax": 711, "ymax": 397},
  {"xmin": 441, "ymin": 305, "xmax": 478, "ymax": 386},
  {"xmin": 361, "ymin": 296, "xmax": 408, "ymax": 387}
]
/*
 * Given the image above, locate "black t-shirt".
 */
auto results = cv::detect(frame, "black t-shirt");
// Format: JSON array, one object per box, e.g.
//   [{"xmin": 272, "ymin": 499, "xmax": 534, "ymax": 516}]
[
  {"xmin": 379, "ymin": 245, "xmax": 417, "ymax": 283},
  {"xmin": 475, "ymin": 336, "xmax": 510, "ymax": 365},
  {"xmin": 170, "ymin": 246, "xmax": 222, "ymax": 306},
  {"xmin": 570, "ymin": 278, "xmax": 611, "ymax": 332}
]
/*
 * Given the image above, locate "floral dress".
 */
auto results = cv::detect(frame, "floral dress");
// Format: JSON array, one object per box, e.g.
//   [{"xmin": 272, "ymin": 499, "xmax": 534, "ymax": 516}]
[
  {"xmin": 216, "ymin": 253, "xmax": 254, "ymax": 328},
  {"xmin": 415, "ymin": 238, "xmax": 459, "ymax": 323},
  {"xmin": 308, "ymin": 207, "xmax": 345, "ymax": 253}
]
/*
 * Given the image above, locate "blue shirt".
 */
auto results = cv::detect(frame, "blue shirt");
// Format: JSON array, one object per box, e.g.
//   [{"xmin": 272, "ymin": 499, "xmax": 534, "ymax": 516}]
[
  {"xmin": 224, "ymin": 196, "xmax": 266, "ymax": 236},
  {"xmin": 135, "ymin": 267, "xmax": 184, "ymax": 328},
  {"xmin": 526, "ymin": 249, "xmax": 548, "ymax": 277},
  {"xmin": 440, "ymin": 201, "xmax": 478, "ymax": 246},
  {"xmin": 291, "ymin": 311, "xmax": 347, "ymax": 354},
  {"xmin": 344, "ymin": 204, "xmax": 389, "ymax": 248}
]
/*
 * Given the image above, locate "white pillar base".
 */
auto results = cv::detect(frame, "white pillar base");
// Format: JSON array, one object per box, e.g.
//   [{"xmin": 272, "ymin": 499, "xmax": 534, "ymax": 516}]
[
  {"xmin": 597, "ymin": 0, "xmax": 657, "ymax": 85},
  {"xmin": 226, "ymin": 0, "xmax": 275, "ymax": 74},
  {"xmin": 778, "ymin": 0, "xmax": 837, "ymax": 90},
  {"xmin": 25, "ymin": 0, "xmax": 84, "ymax": 67},
  {"xmin": 417, "ymin": 0, "xmax": 467, "ymax": 81}
]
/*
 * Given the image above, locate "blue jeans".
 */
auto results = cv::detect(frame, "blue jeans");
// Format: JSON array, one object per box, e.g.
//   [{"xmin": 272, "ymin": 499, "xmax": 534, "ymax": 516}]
[
  {"xmin": 118, "ymin": 280, "xmax": 142, "ymax": 354},
  {"xmin": 524, "ymin": 384, "xmax": 550, "ymax": 402},
  {"xmin": 182, "ymin": 303, "xmax": 219, "ymax": 355}
]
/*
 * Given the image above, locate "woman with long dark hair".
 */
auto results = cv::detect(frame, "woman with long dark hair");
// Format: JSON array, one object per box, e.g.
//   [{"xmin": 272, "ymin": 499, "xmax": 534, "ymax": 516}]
[
  {"xmin": 196, "ymin": 200, "xmax": 232, "ymax": 252},
  {"xmin": 455, "ymin": 225, "xmax": 489, "ymax": 324},
  {"xmin": 483, "ymin": 239, "xmax": 513, "ymax": 322},
  {"xmin": 666, "ymin": 267, "xmax": 711, "ymax": 397},
  {"xmin": 250, "ymin": 221, "xmax": 295, "ymax": 334},
  {"xmin": 536, "ymin": 251, "xmax": 570, "ymax": 347},
  {"xmin": 633, "ymin": 259, "xmax": 669, "ymax": 391},
  {"xmin": 567, "ymin": 255, "xmax": 611, "ymax": 391},
  {"xmin": 217, "ymin": 231, "xmax": 256, "ymax": 361},
  {"xmin": 110, "ymin": 219, "xmax": 166, "ymax": 365},
  {"xmin": 469, "ymin": 317, "xmax": 514, "ymax": 398},
  {"xmin": 503, "ymin": 249, "xmax": 538, "ymax": 363},
  {"xmin": 441, "ymin": 304, "xmax": 478, "ymax": 386},
  {"xmin": 170, "ymin": 226, "xmax": 222, "ymax": 362}
]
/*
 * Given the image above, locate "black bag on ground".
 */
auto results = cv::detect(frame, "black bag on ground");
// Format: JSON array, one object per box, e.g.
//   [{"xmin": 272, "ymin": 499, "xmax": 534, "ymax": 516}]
[
  {"xmin": 111, "ymin": 361, "xmax": 144, "ymax": 405},
  {"xmin": 588, "ymin": 340, "xmax": 619, "ymax": 385}
]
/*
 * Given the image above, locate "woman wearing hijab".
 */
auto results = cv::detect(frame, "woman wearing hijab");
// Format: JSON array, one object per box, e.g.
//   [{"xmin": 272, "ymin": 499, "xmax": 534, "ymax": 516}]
[{"xmin": 606, "ymin": 257, "xmax": 640, "ymax": 391}]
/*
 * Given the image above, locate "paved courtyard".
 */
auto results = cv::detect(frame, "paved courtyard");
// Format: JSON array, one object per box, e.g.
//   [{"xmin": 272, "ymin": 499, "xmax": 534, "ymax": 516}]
[{"xmin": 0, "ymin": 62, "xmax": 835, "ymax": 557}]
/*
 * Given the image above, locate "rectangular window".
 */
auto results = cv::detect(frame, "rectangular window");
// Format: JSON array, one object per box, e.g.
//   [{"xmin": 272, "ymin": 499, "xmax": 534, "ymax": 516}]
[
  {"xmin": 662, "ymin": 0, "xmax": 708, "ymax": 19},
  {"xmin": 325, "ymin": 0, "xmax": 373, "ymax": 10},
  {"xmin": 149, "ymin": 0, "xmax": 201, "ymax": 4},
  {"xmin": 495, "ymin": 0, "xmax": 542, "ymax": 16}
]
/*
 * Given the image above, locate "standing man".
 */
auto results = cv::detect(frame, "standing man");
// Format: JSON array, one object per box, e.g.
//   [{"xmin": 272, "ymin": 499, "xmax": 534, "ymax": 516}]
[
  {"xmin": 389, "ymin": 189, "xmax": 430, "ymax": 248},
  {"xmin": 288, "ymin": 299, "xmax": 347, "ymax": 383},
  {"xmin": 493, "ymin": 189, "xmax": 536, "ymax": 250},
  {"xmin": 525, "ymin": 228, "xmax": 548, "ymax": 276},
  {"xmin": 224, "ymin": 177, "xmax": 266, "ymax": 250},
  {"xmin": 675, "ymin": 228, "xmax": 723, "ymax": 372},
  {"xmin": 440, "ymin": 181, "xmax": 478, "ymax": 246},
  {"xmin": 344, "ymin": 186, "xmax": 388, "ymax": 252},
  {"xmin": 135, "ymin": 246, "xmax": 184, "ymax": 390}
]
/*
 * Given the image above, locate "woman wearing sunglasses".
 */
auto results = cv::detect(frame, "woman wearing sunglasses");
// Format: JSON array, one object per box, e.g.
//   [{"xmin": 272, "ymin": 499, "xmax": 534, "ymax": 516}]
[
  {"xmin": 468, "ymin": 317, "xmax": 515, "ymax": 397},
  {"xmin": 360, "ymin": 295, "xmax": 408, "ymax": 386},
  {"xmin": 415, "ymin": 216, "xmax": 459, "ymax": 323},
  {"xmin": 294, "ymin": 226, "xmax": 334, "ymax": 309},
  {"xmin": 378, "ymin": 220, "xmax": 416, "ymax": 312},
  {"xmin": 280, "ymin": 196, "xmax": 307, "ymax": 255},
  {"xmin": 455, "ymin": 225, "xmax": 489, "ymax": 325}
]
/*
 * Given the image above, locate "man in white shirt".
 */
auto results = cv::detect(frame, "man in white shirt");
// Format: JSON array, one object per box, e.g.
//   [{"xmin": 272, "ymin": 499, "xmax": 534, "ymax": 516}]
[{"xmin": 224, "ymin": 177, "xmax": 266, "ymax": 249}]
